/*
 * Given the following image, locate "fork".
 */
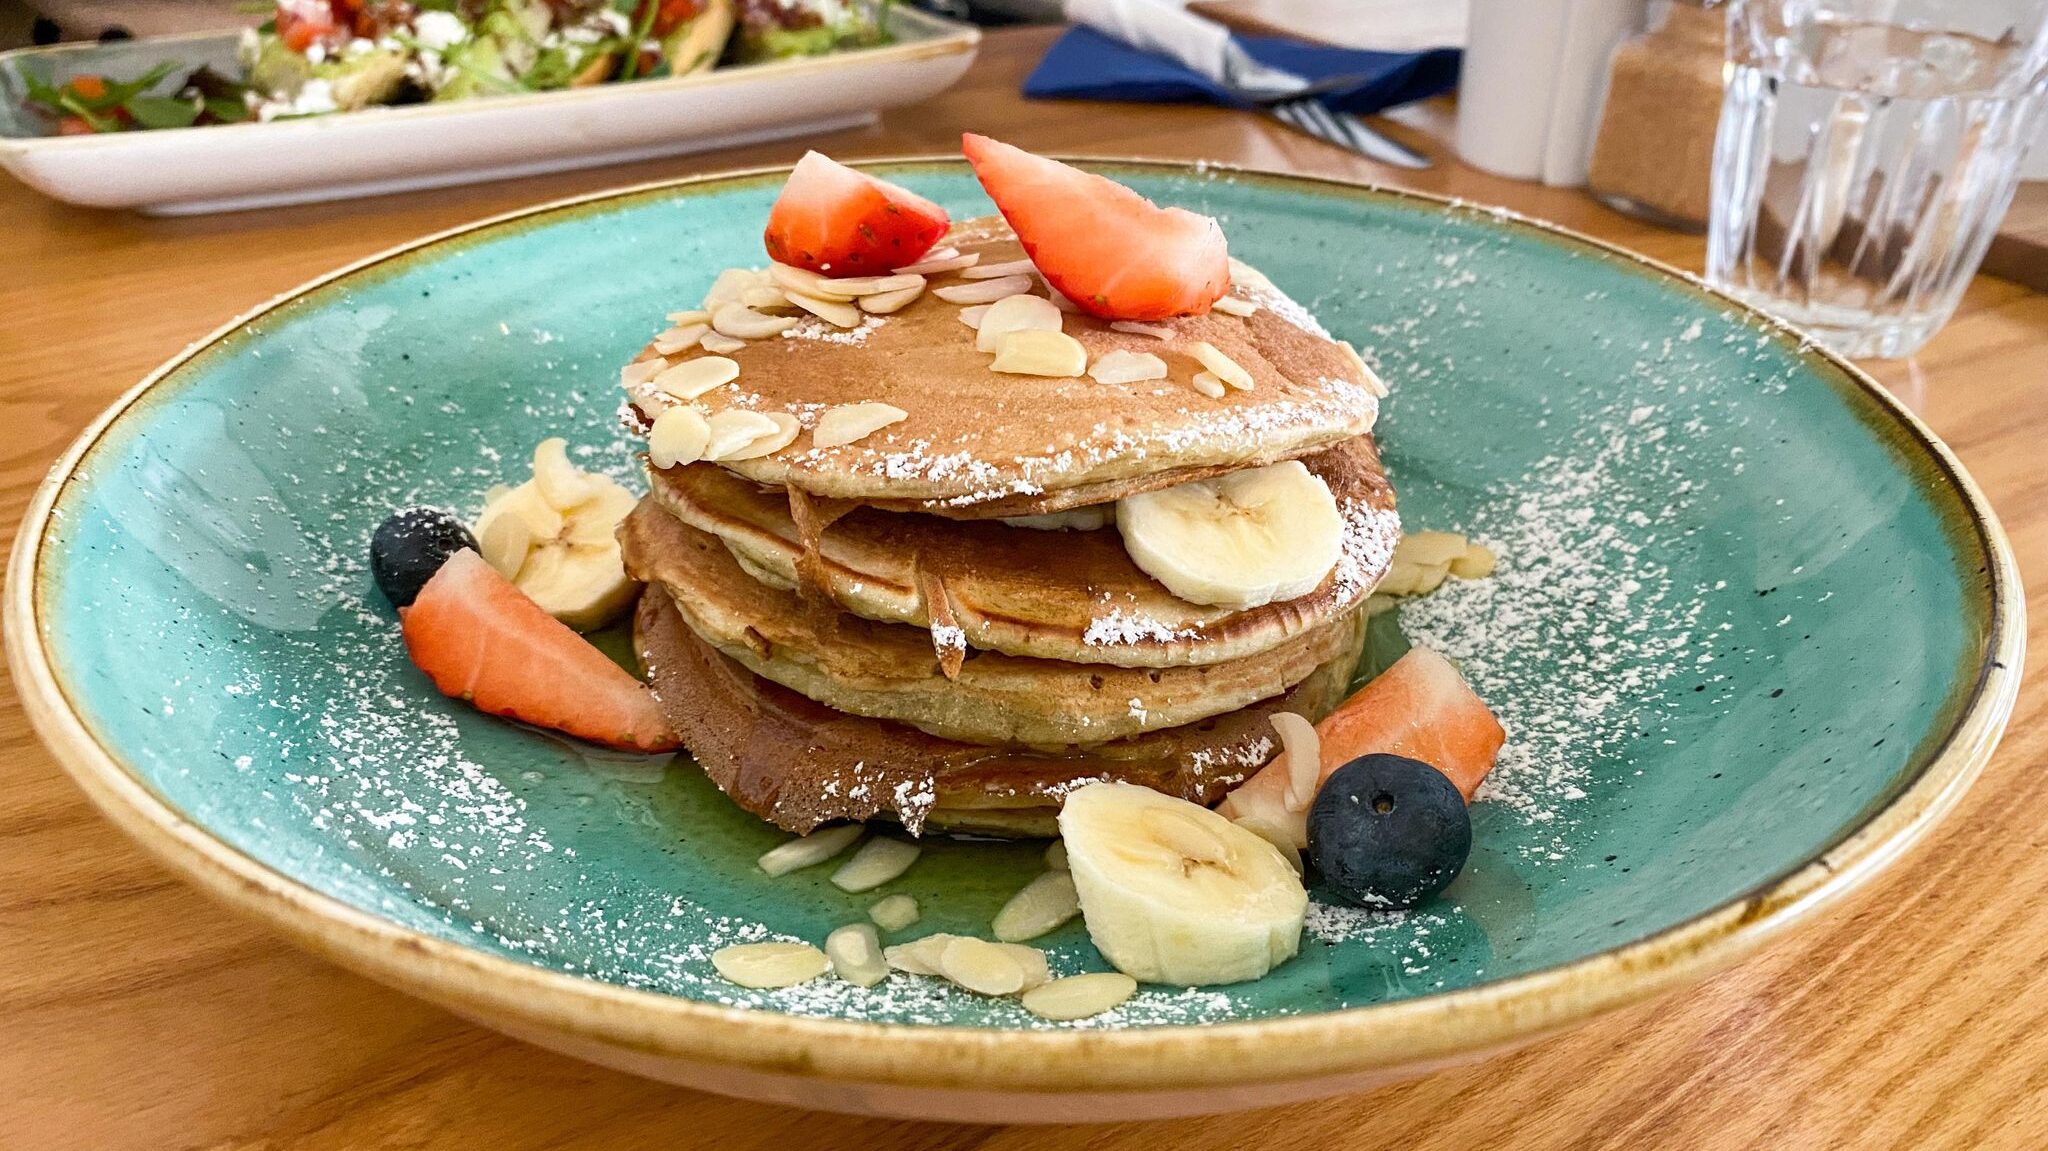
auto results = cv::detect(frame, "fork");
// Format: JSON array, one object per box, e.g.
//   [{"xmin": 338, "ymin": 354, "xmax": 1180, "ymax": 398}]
[{"xmin": 1266, "ymin": 98, "xmax": 1429, "ymax": 169}]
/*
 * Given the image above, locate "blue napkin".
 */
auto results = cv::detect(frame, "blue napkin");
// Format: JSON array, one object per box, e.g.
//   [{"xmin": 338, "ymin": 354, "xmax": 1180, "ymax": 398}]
[{"xmin": 1024, "ymin": 26, "xmax": 1460, "ymax": 115}]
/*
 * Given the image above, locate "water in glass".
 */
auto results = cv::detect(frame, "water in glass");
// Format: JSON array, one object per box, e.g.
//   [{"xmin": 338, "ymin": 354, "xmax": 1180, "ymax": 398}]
[{"xmin": 1706, "ymin": 0, "xmax": 2048, "ymax": 358}]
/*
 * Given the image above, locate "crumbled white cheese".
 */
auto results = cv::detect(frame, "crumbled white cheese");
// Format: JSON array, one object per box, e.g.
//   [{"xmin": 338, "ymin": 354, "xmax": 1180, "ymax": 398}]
[{"xmin": 411, "ymin": 10, "xmax": 469, "ymax": 52}]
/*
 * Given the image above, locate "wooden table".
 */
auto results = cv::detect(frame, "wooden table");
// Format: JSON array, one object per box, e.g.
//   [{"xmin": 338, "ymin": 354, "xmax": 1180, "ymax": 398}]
[{"xmin": 3, "ymin": 25, "xmax": 2044, "ymax": 1151}]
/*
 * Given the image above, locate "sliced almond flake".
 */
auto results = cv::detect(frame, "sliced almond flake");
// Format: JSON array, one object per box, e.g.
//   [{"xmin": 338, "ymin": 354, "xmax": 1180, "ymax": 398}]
[
  {"xmin": 1109, "ymin": 320, "xmax": 1174, "ymax": 339},
  {"xmin": 1269, "ymin": 711, "xmax": 1322, "ymax": 812},
  {"xmin": 701, "ymin": 267, "xmax": 767, "ymax": 310},
  {"xmin": 699, "ymin": 331, "xmax": 748, "ymax": 354},
  {"xmin": 652, "ymin": 323, "xmax": 709, "ymax": 354},
  {"xmin": 1337, "ymin": 338, "xmax": 1391, "ymax": 398},
  {"xmin": 916, "ymin": 564, "xmax": 967, "ymax": 680},
  {"xmin": 1228, "ymin": 257, "xmax": 1275, "ymax": 292},
  {"xmin": 813, "ymin": 402, "xmax": 908, "ymax": 449},
  {"xmin": 756, "ymin": 823, "xmax": 863, "ymax": 876},
  {"xmin": 830, "ymin": 837, "xmax": 921, "ymax": 892},
  {"xmin": 1451, "ymin": 543, "xmax": 1498, "ymax": 579},
  {"xmin": 665, "ymin": 308, "xmax": 712, "ymax": 325},
  {"xmin": 960, "ymin": 257, "xmax": 1036, "ymax": 280},
  {"xmin": 1191, "ymin": 372, "xmax": 1228, "ymax": 399},
  {"xmin": 991, "ymin": 871, "xmax": 1081, "ymax": 943},
  {"xmin": 1044, "ymin": 840, "xmax": 1068, "ymax": 871},
  {"xmin": 934, "ymin": 275, "xmax": 1035, "ymax": 305},
  {"xmin": 957, "ymin": 304, "xmax": 993, "ymax": 330},
  {"xmin": 1087, "ymin": 349, "xmax": 1168, "ymax": 385},
  {"xmin": 711, "ymin": 941, "xmax": 828, "ymax": 989},
  {"xmin": 893, "ymin": 250, "xmax": 979, "ymax": 276},
  {"xmin": 744, "ymin": 285, "xmax": 795, "ymax": 311},
  {"xmin": 648, "ymin": 406, "xmax": 712, "ymax": 469},
  {"xmin": 1188, "ymin": 340, "xmax": 1255, "ymax": 390},
  {"xmin": 629, "ymin": 393, "xmax": 665, "ymax": 422},
  {"xmin": 1378, "ymin": 559, "xmax": 1450, "ymax": 597},
  {"xmin": 1043, "ymin": 282, "xmax": 1080, "ymax": 312},
  {"xmin": 1021, "ymin": 972, "xmax": 1138, "ymax": 1021},
  {"xmin": 1393, "ymin": 531, "xmax": 1470, "ymax": 567},
  {"xmin": 1233, "ymin": 813, "xmax": 1306, "ymax": 873},
  {"xmin": 713, "ymin": 302, "xmax": 799, "ymax": 340},
  {"xmin": 1212, "ymin": 295, "xmax": 1260, "ymax": 318},
  {"xmin": 868, "ymin": 893, "xmax": 920, "ymax": 931},
  {"xmin": 620, "ymin": 357, "xmax": 669, "ymax": 386},
  {"xmin": 653, "ymin": 355, "xmax": 740, "ymax": 400},
  {"xmin": 974, "ymin": 294, "xmax": 1064, "ymax": 353},
  {"xmin": 882, "ymin": 935, "xmax": 946, "ymax": 975},
  {"xmin": 769, "ymin": 262, "xmax": 859, "ymax": 301},
  {"xmin": 786, "ymin": 291, "xmax": 862, "ymax": 328},
  {"xmin": 859, "ymin": 283, "xmax": 925, "ymax": 314},
  {"xmin": 702, "ymin": 410, "xmax": 780, "ymax": 460},
  {"xmin": 999, "ymin": 942, "xmax": 1052, "ymax": 991},
  {"xmin": 721, "ymin": 411, "xmax": 800, "ymax": 461},
  {"xmin": 991, "ymin": 329, "xmax": 1087, "ymax": 378},
  {"xmin": 939, "ymin": 936, "xmax": 1026, "ymax": 996},
  {"xmin": 834, "ymin": 273, "xmax": 925, "ymax": 296},
  {"xmin": 826, "ymin": 923, "xmax": 889, "ymax": 988},
  {"xmin": 884, "ymin": 934, "xmax": 1049, "ymax": 989}
]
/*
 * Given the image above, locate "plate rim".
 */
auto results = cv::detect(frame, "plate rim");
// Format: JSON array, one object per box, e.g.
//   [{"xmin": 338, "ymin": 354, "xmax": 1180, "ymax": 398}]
[{"xmin": 5, "ymin": 157, "xmax": 2024, "ymax": 1095}]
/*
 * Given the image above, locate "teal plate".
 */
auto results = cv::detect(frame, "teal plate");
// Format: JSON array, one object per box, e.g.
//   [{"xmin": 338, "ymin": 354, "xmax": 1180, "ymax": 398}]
[{"xmin": 8, "ymin": 161, "xmax": 2022, "ymax": 1121}]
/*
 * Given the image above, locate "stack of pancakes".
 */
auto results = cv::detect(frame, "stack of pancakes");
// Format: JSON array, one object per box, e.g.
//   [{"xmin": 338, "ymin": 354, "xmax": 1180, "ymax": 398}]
[{"xmin": 619, "ymin": 218, "xmax": 1400, "ymax": 837}]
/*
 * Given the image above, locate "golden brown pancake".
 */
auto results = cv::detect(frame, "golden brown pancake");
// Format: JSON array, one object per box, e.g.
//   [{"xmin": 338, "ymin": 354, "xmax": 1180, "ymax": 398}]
[
  {"xmin": 620, "ymin": 217, "xmax": 1382, "ymax": 517},
  {"xmin": 634, "ymin": 587, "xmax": 1366, "ymax": 836},
  {"xmin": 620, "ymin": 499, "xmax": 1367, "ymax": 747},
  {"xmin": 647, "ymin": 437, "xmax": 1400, "ymax": 668}
]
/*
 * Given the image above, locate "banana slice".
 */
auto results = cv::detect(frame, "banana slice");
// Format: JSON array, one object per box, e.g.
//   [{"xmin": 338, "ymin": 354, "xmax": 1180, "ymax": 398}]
[
  {"xmin": 1057, "ymin": 782, "xmax": 1306, "ymax": 985},
  {"xmin": 473, "ymin": 438, "xmax": 640, "ymax": 631},
  {"xmin": 1114, "ymin": 460, "xmax": 1342, "ymax": 609}
]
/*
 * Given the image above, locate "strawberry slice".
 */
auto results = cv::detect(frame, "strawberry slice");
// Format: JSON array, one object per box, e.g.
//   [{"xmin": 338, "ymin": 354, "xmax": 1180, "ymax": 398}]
[
  {"xmin": 1217, "ymin": 646, "xmax": 1505, "ymax": 844},
  {"xmin": 401, "ymin": 550, "xmax": 678, "ymax": 753},
  {"xmin": 960, "ymin": 133, "xmax": 1229, "ymax": 321},
  {"xmin": 763, "ymin": 151, "xmax": 950, "ymax": 275}
]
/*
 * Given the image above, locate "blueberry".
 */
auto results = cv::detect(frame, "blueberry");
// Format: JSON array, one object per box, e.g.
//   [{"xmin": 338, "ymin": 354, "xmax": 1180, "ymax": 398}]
[
  {"xmin": 371, "ymin": 507, "xmax": 477, "ymax": 608},
  {"xmin": 1307, "ymin": 753, "xmax": 1471, "ymax": 910}
]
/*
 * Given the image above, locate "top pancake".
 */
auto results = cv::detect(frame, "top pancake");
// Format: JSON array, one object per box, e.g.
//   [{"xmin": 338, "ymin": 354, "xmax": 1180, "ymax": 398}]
[{"xmin": 621, "ymin": 217, "xmax": 1382, "ymax": 516}]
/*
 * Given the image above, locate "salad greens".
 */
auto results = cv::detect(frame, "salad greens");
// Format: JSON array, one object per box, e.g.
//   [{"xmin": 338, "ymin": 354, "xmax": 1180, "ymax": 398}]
[
  {"xmin": 22, "ymin": 65, "xmax": 252, "ymax": 133},
  {"xmin": 22, "ymin": 0, "xmax": 893, "ymax": 135}
]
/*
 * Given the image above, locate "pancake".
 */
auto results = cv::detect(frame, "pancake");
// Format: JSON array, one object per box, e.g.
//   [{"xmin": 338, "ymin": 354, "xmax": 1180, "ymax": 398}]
[
  {"xmin": 619, "ymin": 498, "xmax": 1368, "ymax": 747},
  {"xmin": 648, "ymin": 436, "xmax": 1400, "ymax": 668},
  {"xmin": 634, "ymin": 587, "xmax": 1367, "ymax": 836},
  {"xmin": 620, "ymin": 217, "xmax": 1382, "ymax": 517}
]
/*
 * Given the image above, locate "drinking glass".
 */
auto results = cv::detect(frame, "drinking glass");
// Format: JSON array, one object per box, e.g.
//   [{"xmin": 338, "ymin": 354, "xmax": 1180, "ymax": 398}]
[{"xmin": 1705, "ymin": 0, "xmax": 2048, "ymax": 359}]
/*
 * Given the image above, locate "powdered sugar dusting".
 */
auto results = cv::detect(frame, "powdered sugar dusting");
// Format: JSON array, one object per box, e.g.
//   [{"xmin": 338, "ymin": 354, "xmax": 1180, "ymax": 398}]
[
  {"xmin": 783, "ymin": 315, "xmax": 887, "ymax": 344},
  {"xmin": 1395, "ymin": 425, "xmax": 1702, "ymax": 855},
  {"xmin": 1083, "ymin": 607, "xmax": 1197, "ymax": 647}
]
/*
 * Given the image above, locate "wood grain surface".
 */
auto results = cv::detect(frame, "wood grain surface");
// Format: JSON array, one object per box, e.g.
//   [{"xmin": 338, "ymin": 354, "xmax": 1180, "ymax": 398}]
[{"xmin": 4, "ymin": 25, "xmax": 2045, "ymax": 1151}]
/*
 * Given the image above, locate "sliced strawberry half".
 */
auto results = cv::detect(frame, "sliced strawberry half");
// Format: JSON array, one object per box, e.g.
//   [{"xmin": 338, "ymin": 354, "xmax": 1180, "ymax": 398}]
[
  {"xmin": 763, "ymin": 151, "xmax": 950, "ymax": 275},
  {"xmin": 960, "ymin": 133, "xmax": 1230, "ymax": 322},
  {"xmin": 401, "ymin": 550, "xmax": 678, "ymax": 753},
  {"xmin": 1217, "ymin": 646, "xmax": 1505, "ymax": 844}
]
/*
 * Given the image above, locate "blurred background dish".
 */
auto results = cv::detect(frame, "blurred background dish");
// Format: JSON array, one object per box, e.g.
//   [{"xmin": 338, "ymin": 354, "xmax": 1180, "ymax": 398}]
[{"xmin": 0, "ymin": 7, "xmax": 977, "ymax": 211}]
